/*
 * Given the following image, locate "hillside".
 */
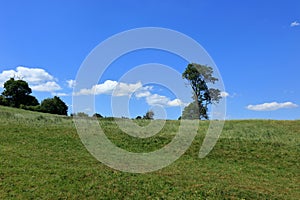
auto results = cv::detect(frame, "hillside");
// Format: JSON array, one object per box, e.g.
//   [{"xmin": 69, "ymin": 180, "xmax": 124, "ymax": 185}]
[{"xmin": 0, "ymin": 106, "xmax": 299, "ymax": 199}]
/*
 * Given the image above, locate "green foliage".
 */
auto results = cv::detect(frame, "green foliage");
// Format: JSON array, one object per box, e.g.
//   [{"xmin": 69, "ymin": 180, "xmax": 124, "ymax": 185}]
[
  {"xmin": 92, "ymin": 113, "xmax": 103, "ymax": 118},
  {"xmin": 143, "ymin": 110, "xmax": 154, "ymax": 120},
  {"xmin": 40, "ymin": 96, "xmax": 68, "ymax": 115},
  {"xmin": 23, "ymin": 95, "xmax": 39, "ymax": 106},
  {"xmin": 73, "ymin": 112, "xmax": 89, "ymax": 118},
  {"xmin": 135, "ymin": 115, "xmax": 142, "ymax": 120},
  {"xmin": 182, "ymin": 63, "xmax": 221, "ymax": 120},
  {"xmin": 0, "ymin": 106, "xmax": 299, "ymax": 199},
  {"xmin": 20, "ymin": 104, "xmax": 42, "ymax": 112},
  {"xmin": 1, "ymin": 78, "xmax": 38, "ymax": 107},
  {"xmin": 0, "ymin": 78, "xmax": 69, "ymax": 116},
  {"xmin": 181, "ymin": 101, "xmax": 201, "ymax": 119},
  {"xmin": 0, "ymin": 95, "xmax": 8, "ymax": 106}
]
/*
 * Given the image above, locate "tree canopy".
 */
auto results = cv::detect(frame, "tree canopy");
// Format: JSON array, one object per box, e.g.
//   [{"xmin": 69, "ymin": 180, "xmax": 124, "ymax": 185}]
[
  {"xmin": 0, "ymin": 78, "xmax": 68, "ymax": 116},
  {"xmin": 1, "ymin": 78, "xmax": 39, "ymax": 107},
  {"xmin": 182, "ymin": 63, "xmax": 221, "ymax": 120},
  {"xmin": 40, "ymin": 96, "xmax": 68, "ymax": 116}
]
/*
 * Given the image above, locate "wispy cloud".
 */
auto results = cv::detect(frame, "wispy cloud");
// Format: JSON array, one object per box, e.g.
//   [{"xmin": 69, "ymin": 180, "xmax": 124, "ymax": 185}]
[
  {"xmin": 291, "ymin": 21, "xmax": 300, "ymax": 27},
  {"xmin": 220, "ymin": 91, "xmax": 229, "ymax": 98},
  {"xmin": 67, "ymin": 80, "xmax": 76, "ymax": 88},
  {"xmin": 247, "ymin": 101, "xmax": 298, "ymax": 111},
  {"xmin": 0, "ymin": 66, "xmax": 61, "ymax": 92}
]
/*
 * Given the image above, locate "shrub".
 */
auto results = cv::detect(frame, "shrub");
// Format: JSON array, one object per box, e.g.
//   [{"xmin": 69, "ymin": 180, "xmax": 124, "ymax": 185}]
[{"xmin": 40, "ymin": 96, "xmax": 68, "ymax": 115}]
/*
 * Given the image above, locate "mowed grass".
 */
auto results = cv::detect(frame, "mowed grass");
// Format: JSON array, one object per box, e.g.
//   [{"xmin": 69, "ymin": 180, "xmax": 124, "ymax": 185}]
[{"xmin": 0, "ymin": 106, "xmax": 299, "ymax": 199}]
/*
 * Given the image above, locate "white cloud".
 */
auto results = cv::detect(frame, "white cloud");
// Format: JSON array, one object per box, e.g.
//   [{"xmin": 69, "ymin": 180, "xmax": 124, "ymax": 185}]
[
  {"xmin": 113, "ymin": 82, "xmax": 142, "ymax": 96},
  {"xmin": 134, "ymin": 85, "xmax": 153, "ymax": 98},
  {"xmin": 0, "ymin": 69, "xmax": 17, "ymax": 86},
  {"xmin": 220, "ymin": 91, "xmax": 229, "ymax": 97},
  {"xmin": 167, "ymin": 99, "xmax": 187, "ymax": 107},
  {"xmin": 146, "ymin": 94, "xmax": 169, "ymax": 106},
  {"xmin": 15, "ymin": 66, "xmax": 54, "ymax": 84},
  {"xmin": 247, "ymin": 101, "xmax": 298, "ymax": 111},
  {"xmin": 291, "ymin": 21, "xmax": 300, "ymax": 27},
  {"xmin": 31, "ymin": 81, "xmax": 61, "ymax": 92},
  {"xmin": 73, "ymin": 80, "xmax": 117, "ymax": 96},
  {"xmin": 67, "ymin": 80, "xmax": 76, "ymax": 88},
  {"xmin": 0, "ymin": 66, "xmax": 61, "ymax": 92},
  {"xmin": 74, "ymin": 80, "xmax": 186, "ymax": 107},
  {"xmin": 74, "ymin": 80, "xmax": 143, "ymax": 96},
  {"xmin": 135, "ymin": 91, "xmax": 151, "ymax": 98},
  {"xmin": 146, "ymin": 94, "xmax": 187, "ymax": 107}
]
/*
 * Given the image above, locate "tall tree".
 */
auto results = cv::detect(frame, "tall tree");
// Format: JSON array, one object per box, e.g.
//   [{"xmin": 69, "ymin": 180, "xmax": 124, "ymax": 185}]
[
  {"xmin": 2, "ymin": 78, "xmax": 38, "ymax": 107},
  {"xmin": 182, "ymin": 63, "xmax": 221, "ymax": 120}
]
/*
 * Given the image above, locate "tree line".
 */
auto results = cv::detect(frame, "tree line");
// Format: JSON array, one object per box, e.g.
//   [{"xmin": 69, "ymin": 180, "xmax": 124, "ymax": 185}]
[
  {"xmin": 0, "ymin": 78, "xmax": 68, "ymax": 115},
  {"xmin": 0, "ymin": 63, "xmax": 221, "ymax": 119}
]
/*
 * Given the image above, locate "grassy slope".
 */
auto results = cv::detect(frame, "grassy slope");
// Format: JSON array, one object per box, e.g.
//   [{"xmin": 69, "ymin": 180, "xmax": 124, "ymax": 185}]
[{"xmin": 0, "ymin": 106, "xmax": 299, "ymax": 199}]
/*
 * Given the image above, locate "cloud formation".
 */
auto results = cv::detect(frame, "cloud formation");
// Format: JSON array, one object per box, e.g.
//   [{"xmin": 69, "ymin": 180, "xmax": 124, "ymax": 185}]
[
  {"xmin": 0, "ymin": 66, "xmax": 61, "ymax": 92},
  {"xmin": 74, "ymin": 80, "xmax": 142, "ymax": 96},
  {"xmin": 247, "ymin": 101, "xmax": 298, "ymax": 111},
  {"xmin": 74, "ymin": 80, "xmax": 187, "ymax": 107},
  {"xmin": 31, "ymin": 81, "xmax": 61, "ymax": 92},
  {"xmin": 291, "ymin": 21, "xmax": 300, "ymax": 27},
  {"xmin": 145, "ymin": 94, "xmax": 186, "ymax": 107}
]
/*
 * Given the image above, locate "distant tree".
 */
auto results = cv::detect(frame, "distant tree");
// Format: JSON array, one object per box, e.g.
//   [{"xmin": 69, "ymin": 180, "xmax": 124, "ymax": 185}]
[
  {"xmin": 93, "ymin": 113, "xmax": 103, "ymax": 118},
  {"xmin": 40, "ymin": 96, "xmax": 68, "ymax": 115},
  {"xmin": 75, "ymin": 112, "xmax": 89, "ymax": 118},
  {"xmin": 143, "ymin": 110, "xmax": 154, "ymax": 120},
  {"xmin": 2, "ymin": 78, "xmax": 38, "ymax": 107},
  {"xmin": 135, "ymin": 116, "xmax": 142, "ymax": 120},
  {"xmin": 182, "ymin": 63, "xmax": 221, "ymax": 120}
]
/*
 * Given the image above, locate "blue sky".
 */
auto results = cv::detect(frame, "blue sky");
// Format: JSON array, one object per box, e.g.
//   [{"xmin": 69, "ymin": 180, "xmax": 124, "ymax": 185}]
[{"xmin": 0, "ymin": 0, "xmax": 299, "ymax": 120}]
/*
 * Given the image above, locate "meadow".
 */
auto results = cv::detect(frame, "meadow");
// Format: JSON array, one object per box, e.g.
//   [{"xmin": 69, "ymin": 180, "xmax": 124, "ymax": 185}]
[{"xmin": 0, "ymin": 105, "xmax": 299, "ymax": 199}]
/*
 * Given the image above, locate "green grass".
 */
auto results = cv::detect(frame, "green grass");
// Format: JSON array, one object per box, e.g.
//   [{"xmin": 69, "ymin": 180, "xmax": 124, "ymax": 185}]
[{"xmin": 0, "ymin": 105, "xmax": 299, "ymax": 199}]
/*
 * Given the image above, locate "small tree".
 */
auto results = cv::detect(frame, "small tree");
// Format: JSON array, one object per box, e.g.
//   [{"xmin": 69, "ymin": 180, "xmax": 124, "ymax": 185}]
[
  {"xmin": 93, "ymin": 113, "xmax": 103, "ymax": 118},
  {"xmin": 40, "ymin": 96, "xmax": 68, "ymax": 115},
  {"xmin": 182, "ymin": 63, "xmax": 221, "ymax": 120},
  {"xmin": 143, "ymin": 110, "xmax": 154, "ymax": 120},
  {"xmin": 2, "ymin": 78, "xmax": 38, "ymax": 107},
  {"xmin": 135, "ymin": 116, "xmax": 142, "ymax": 120},
  {"xmin": 75, "ymin": 112, "xmax": 89, "ymax": 118}
]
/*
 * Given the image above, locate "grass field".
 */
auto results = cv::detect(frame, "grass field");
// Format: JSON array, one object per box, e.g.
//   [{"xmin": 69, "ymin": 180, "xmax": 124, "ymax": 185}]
[{"xmin": 0, "ymin": 105, "xmax": 299, "ymax": 199}]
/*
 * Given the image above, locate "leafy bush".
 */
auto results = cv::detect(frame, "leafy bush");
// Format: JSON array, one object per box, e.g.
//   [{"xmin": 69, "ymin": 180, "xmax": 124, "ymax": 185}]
[
  {"xmin": 93, "ymin": 113, "xmax": 103, "ymax": 118},
  {"xmin": 73, "ymin": 112, "xmax": 89, "ymax": 118},
  {"xmin": 40, "ymin": 96, "xmax": 68, "ymax": 115},
  {"xmin": 20, "ymin": 104, "xmax": 42, "ymax": 112}
]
